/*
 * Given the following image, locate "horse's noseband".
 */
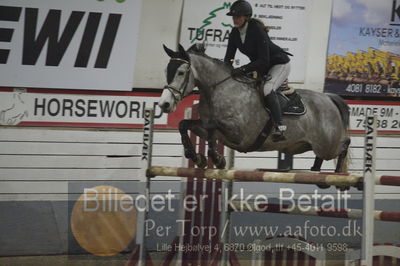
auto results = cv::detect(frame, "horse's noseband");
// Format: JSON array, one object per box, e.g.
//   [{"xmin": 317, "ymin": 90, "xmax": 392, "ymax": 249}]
[{"xmin": 164, "ymin": 58, "xmax": 191, "ymax": 104}]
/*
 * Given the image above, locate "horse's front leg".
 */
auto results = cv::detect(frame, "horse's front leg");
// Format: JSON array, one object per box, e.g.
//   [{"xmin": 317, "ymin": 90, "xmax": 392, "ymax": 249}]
[
  {"xmin": 179, "ymin": 119, "xmax": 208, "ymax": 168},
  {"xmin": 207, "ymin": 128, "xmax": 226, "ymax": 169}
]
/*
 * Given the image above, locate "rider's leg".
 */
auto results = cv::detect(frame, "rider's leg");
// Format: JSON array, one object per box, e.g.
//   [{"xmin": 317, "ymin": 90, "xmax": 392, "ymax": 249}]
[
  {"xmin": 265, "ymin": 90, "xmax": 286, "ymax": 131},
  {"xmin": 263, "ymin": 63, "xmax": 291, "ymax": 133}
]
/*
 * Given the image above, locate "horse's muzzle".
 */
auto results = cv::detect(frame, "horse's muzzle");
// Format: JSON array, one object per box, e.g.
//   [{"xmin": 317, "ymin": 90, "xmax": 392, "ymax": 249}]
[
  {"xmin": 159, "ymin": 101, "xmax": 172, "ymax": 113},
  {"xmin": 159, "ymin": 87, "xmax": 177, "ymax": 113}
]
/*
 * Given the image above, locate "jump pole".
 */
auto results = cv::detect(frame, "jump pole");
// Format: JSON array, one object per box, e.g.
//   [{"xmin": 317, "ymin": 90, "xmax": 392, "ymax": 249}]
[
  {"xmin": 361, "ymin": 115, "xmax": 377, "ymax": 266},
  {"xmin": 136, "ymin": 107, "xmax": 155, "ymax": 266},
  {"xmin": 228, "ymin": 202, "xmax": 400, "ymax": 222},
  {"xmin": 147, "ymin": 166, "xmax": 364, "ymax": 186},
  {"xmin": 220, "ymin": 147, "xmax": 235, "ymax": 266},
  {"xmin": 147, "ymin": 166, "xmax": 400, "ymax": 188}
]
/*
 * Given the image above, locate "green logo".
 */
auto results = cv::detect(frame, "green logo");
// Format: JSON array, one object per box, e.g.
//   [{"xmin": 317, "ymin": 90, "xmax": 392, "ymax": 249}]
[{"xmin": 191, "ymin": 2, "xmax": 233, "ymax": 43}]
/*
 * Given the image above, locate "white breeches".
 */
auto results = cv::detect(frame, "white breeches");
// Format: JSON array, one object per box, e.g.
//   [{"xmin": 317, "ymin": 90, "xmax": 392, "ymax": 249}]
[{"xmin": 263, "ymin": 62, "xmax": 291, "ymax": 96}]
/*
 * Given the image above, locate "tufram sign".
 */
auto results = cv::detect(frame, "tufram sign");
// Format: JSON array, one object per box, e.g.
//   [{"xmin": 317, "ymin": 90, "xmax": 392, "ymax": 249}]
[
  {"xmin": 0, "ymin": 0, "xmax": 142, "ymax": 91},
  {"xmin": 180, "ymin": 0, "xmax": 309, "ymax": 82}
]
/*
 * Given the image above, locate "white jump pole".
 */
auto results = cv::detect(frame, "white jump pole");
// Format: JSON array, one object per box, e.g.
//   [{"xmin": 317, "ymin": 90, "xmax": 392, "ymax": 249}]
[
  {"xmin": 220, "ymin": 148, "xmax": 235, "ymax": 266},
  {"xmin": 175, "ymin": 107, "xmax": 192, "ymax": 265},
  {"xmin": 361, "ymin": 115, "xmax": 377, "ymax": 266},
  {"xmin": 138, "ymin": 107, "xmax": 155, "ymax": 265}
]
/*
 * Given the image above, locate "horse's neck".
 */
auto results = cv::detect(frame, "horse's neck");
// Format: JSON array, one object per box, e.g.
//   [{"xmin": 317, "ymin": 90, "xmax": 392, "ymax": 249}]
[{"xmin": 190, "ymin": 53, "xmax": 229, "ymax": 90}]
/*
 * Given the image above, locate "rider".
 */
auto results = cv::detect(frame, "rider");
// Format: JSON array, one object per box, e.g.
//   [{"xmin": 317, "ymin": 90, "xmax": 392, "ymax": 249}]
[{"xmin": 224, "ymin": 0, "xmax": 291, "ymax": 136}]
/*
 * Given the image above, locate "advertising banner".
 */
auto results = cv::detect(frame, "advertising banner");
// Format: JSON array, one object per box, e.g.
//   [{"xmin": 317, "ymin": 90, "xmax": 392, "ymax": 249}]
[
  {"xmin": 1, "ymin": 88, "xmax": 399, "ymax": 135},
  {"xmin": 0, "ymin": 88, "xmax": 198, "ymax": 129},
  {"xmin": 0, "ymin": 0, "xmax": 142, "ymax": 91},
  {"xmin": 180, "ymin": 0, "xmax": 309, "ymax": 82},
  {"xmin": 324, "ymin": 0, "xmax": 400, "ymax": 97},
  {"xmin": 347, "ymin": 100, "xmax": 400, "ymax": 134}
]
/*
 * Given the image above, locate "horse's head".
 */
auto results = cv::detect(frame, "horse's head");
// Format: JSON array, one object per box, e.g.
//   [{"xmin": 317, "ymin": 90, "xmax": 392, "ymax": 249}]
[{"xmin": 159, "ymin": 44, "xmax": 197, "ymax": 113}]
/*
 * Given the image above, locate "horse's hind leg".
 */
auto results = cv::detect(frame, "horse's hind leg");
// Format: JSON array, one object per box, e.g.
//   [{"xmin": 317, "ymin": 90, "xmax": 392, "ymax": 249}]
[
  {"xmin": 311, "ymin": 157, "xmax": 323, "ymax": 172},
  {"xmin": 335, "ymin": 138, "xmax": 351, "ymax": 173},
  {"xmin": 179, "ymin": 119, "xmax": 207, "ymax": 168},
  {"xmin": 311, "ymin": 157, "xmax": 331, "ymax": 189}
]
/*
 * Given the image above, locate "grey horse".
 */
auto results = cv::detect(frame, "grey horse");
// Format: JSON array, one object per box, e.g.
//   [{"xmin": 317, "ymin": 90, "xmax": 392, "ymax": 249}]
[{"xmin": 159, "ymin": 43, "xmax": 350, "ymax": 179}]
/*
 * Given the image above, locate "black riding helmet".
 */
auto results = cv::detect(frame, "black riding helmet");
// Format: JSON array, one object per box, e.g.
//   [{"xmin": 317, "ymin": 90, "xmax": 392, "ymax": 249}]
[{"xmin": 226, "ymin": 0, "xmax": 253, "ymax": 16}]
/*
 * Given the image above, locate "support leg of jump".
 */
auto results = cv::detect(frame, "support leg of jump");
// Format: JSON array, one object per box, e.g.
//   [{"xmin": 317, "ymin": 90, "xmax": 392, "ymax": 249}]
[
  {"xmin": 179, "ymin": 119, "xmax": 207, "ymax": 168},
  {"xmin": 207, "ymin": 128, "xmax": 226, "ymax": 169}
]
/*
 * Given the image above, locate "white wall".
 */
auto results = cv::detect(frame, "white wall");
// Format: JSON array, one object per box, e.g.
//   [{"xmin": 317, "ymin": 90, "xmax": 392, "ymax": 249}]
[
  {"xmin": 133, "ymin": 0, "xmax": 184, "ymax": 88},
  {"xmin": 1, "ymin": 127, "xmax": 399, "ymax": 201},
  {"xmin": 302, "ymin": 0, "xmax": 333, "ymax": 92},
  {"xmin": 133, "ymin": 0, "xmax": 333, "ymax": 91}
]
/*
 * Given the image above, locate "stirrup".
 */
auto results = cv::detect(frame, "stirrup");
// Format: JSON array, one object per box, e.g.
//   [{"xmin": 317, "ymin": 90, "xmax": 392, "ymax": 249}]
[
  {"xmin": 277, "ymin": 125, "xmax": 287, "ymax": 132},
  {"xmin": 272, "ymin": 125, "xmax": 286, "ymax": 142}
]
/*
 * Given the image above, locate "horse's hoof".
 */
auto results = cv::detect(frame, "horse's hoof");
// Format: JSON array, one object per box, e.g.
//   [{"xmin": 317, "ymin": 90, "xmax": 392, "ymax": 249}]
[
  {"xmin": 355, "ymin": 182, "xmax": 363, "ymax": 191},
  {"xmin": 215, "ymin": 156, "xmax": 226, "ymax": 169},
  {"xmin": 316, "ymin": 183, "xmax": 330, "ymax": 189},
  {"xmin": 336, "ymin": 185, "xmax": 350, "ymax": 191},
  {"xmin": 195, "ymin": 154, "xmax": 207, "ymax": 168},
  {"xmin": 184, "ymin": 149, "xmax": 196, "ymax": 159},
  {"xmin": 310, "ymin": 167, "xmax": 321, "ymax": 172}
]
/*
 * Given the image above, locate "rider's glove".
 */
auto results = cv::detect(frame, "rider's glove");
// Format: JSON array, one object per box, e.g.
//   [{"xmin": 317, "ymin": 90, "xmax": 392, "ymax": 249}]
[{"xmin": 231, "ymin": 67, "xmax": 246, "ymax": 77}]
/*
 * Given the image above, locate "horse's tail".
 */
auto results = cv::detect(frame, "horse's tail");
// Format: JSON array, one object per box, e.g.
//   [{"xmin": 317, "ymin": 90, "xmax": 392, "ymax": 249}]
[
  {"xmin": 327, "ymin": 93, "xmax": 351, "ymax": 172},
  {"xmin": 327, "ymin": 93, "xmax": 350, "ymax": 130}
]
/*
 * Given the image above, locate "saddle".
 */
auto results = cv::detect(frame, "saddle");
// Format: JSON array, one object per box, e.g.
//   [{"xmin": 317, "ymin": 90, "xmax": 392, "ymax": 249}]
[
  {"xmin": 276, "ymin": 81, "xmax": 306, "ymax": 115},
  {"xmin": 255, "ymin": 76, "xmax": 306, "ymax": 116},
  {"xmin": 246, "ymin": 77, "xmax": 307, "ymax": 152}
]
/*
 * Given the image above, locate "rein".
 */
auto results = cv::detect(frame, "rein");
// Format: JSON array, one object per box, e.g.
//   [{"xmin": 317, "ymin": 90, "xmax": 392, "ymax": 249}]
[
  {"xmin": 164, "ymin": 57, "xmax": 260, "ymax": 103},
  {"xmin": 232, "ymin": 73, "xmax": 261, "ymax": 85}
]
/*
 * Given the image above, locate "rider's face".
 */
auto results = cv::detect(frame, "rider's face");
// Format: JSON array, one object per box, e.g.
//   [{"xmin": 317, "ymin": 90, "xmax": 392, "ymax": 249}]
[{"xmin": 233, "ymin": 16, "xmax": 247, "ymax": 28}]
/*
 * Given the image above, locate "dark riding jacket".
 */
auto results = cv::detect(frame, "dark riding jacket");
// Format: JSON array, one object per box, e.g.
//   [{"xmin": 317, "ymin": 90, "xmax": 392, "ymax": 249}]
[{"xmin": 224, "ymin": 19, "xmax": 290, "ymax": 76}]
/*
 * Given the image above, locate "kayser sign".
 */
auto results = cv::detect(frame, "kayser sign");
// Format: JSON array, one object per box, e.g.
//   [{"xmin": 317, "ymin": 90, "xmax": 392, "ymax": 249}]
[
  {"xmin": 1, "ymin": 88, "xmax": 399, "ymax": 135},
  {"xmin": 0, "ymin": 0, "xmax": 142, "ymax": 91}
]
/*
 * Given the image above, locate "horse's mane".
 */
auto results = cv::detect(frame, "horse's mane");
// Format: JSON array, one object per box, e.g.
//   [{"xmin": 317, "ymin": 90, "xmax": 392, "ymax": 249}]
[
  {"xmin": 186, "ymin": 44, "xmax": 255, "ymax": 83},
  {"xmin": 187, "ymin": 50, "xmax": 232, "ymax": 73}
]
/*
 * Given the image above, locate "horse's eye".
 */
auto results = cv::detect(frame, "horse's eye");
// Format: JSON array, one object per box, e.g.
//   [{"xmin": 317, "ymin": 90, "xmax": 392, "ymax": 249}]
[{"xmin": 177, "ymin": 71, "xmax": 184, "ymax": 76}]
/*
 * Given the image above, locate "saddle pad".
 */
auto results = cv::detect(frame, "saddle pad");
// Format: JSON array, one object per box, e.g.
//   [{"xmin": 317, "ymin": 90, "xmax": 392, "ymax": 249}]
[{"xmin": 282, "ymin": 92, "xmax": 306, "ymax": 115}]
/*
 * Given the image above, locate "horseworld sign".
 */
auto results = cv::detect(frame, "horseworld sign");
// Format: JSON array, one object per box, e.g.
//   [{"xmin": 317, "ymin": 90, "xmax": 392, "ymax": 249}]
[
  {"xmin": 0, "ymin": 0, "xmax": 142, "ymax": 91},
  {"xmin": 0, "ymin": 88, "xmax": 198, "ymax": 129}
]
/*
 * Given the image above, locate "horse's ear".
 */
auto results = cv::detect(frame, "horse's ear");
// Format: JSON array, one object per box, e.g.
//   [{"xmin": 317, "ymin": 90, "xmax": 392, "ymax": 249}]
[
  {"xmin": 188, "ymin": 43, "xmax": 206, "ymax": 53},
  {"xmin": 178, "ymin": 44, "xmax": 190, "ymax": 61},
  {"xmin": 199, "ymin": 42, "xmax": 206, "ymax": 53},
  {"xmin": 163, "ymin": 44, "xmax": 176, "ymax": 58},
  {"xmin": 187, "ymin": 44, "xmax": 197, "ymax": 52}
]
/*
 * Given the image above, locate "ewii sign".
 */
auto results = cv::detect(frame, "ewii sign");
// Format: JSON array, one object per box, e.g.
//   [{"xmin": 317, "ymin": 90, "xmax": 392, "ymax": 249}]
[
  {"xmin": 0, "ymin": 0, "xmax": 142, "ymax": 91},
  {"xmin": 0, "ymin": 6, "xmax": 120, "ymax": 68}
]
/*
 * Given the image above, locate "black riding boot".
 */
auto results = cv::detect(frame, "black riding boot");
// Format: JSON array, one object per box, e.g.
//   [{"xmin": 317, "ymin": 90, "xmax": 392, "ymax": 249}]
[{"xmin": 265, "ymin": 91, "xmax": 287, "ymax": 141}]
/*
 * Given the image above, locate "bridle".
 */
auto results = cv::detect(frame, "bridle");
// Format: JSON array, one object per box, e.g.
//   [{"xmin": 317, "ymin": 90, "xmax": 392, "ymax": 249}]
[
  {"xmin": 164, "ymin": 58, "xmax": 192, "ymax": 104},
  {"xmin": 163, "ymin": 57, "xmax": 259, "ymax": 105}
]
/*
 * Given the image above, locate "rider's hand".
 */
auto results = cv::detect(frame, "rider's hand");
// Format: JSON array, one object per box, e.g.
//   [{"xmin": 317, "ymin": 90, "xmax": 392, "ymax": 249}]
[{"xmin": 231, "ymin": 67, "xmax": 245, "ymax": 77}]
